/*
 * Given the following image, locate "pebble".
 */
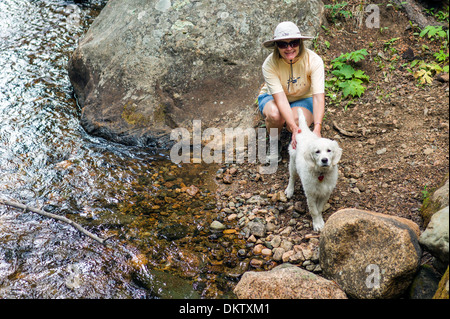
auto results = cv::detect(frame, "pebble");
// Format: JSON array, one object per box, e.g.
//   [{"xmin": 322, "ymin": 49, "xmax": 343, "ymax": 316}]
[
  {"xmin": 376, "ymin": 148, "xmax": 387, "ymax": 155},
  {"xmin": 270, "ymin": 235, "xmax": 281, "ymax": 248},
  {"xmin": 272, "ymin": 248, "xmax": 285, "ymax": 261},
  {"xmin": 250, "ymin": 258, "xmax": 263, "ymax": 268},
  {"xmin": 253, "ymin": 244, "xmax": 265, "ymax": 255},
  {"xmin": 261, "ymin": 248, "xmax": 272, "ymax": 257},
  {"xmin": 210, "ymin": 220, "xmax": 226, "ymax": 231}
]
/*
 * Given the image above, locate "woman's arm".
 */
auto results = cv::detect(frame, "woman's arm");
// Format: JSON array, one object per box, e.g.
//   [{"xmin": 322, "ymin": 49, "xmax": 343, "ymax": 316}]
[{"xmin": 273, "ymin": 91, "xmax": 300, "ymax": 148}]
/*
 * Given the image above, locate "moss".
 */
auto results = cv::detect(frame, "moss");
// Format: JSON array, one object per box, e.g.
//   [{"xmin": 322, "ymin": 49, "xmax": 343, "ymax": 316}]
[
  {"xmin": 420, "ymin": 173, "xmax": 449, "ymax": 227},
  {"xmin": 121, "ymin": 102, "xmax": 151, "ymax": 127},
  {"xmin": 433, "ymin": 267, "xmax": 449, "ymax": 299},
  {"xmin": 153, "ymin": 103, "xmax": 167, "ymax": 124}
]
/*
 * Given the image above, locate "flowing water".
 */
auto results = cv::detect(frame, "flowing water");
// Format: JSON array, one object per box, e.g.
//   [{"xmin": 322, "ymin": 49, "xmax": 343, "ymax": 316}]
[{"xmin": 0, "ymin": 0, "xmax": 245, "ymax": 298}]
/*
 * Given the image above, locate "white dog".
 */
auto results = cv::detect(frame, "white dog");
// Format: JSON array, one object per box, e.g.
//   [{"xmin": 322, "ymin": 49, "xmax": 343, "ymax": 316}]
[{"xmin": 285, "ymin": 109, "xmax": 342, "ymax": 231}]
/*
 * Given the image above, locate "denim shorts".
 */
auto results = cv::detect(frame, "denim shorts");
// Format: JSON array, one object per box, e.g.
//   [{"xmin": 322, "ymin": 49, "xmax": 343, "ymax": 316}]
[{"xmin": 258, "ymin": 93, "xmax": 313, "ymax": 116}]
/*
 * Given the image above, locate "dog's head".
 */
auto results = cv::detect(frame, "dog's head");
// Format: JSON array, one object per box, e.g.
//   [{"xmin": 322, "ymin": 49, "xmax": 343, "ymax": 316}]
[{"xmin": 305, "ymin": 138, "xmax": 342, "ymax": 169}]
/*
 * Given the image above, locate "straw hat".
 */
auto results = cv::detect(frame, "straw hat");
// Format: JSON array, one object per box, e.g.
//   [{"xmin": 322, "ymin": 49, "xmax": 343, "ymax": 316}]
[{"xmin": 263, "ymin": 21, "xmax": 313, "ymax": 48}]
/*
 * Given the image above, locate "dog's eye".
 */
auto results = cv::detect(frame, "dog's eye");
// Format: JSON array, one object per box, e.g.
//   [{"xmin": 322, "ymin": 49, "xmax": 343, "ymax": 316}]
[
  {"xmin": 327, "ymin": 149, "xmax": 331, "ymax": 153},
  {"xmin": 315, "ymin": 150, "xmax": 320, "ymax": 154}
]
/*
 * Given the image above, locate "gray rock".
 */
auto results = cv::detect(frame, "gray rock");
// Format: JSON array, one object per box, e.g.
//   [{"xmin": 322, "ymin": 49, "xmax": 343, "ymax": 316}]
[
  {"xmin": 432, "ymin": 178, "xmax": 449, "ymax": 209},
  {"xmin": 272, "ymin": 248, "xmax": 285, "ymax": 261},
  {"xmin": 248, "ymin": 220, "xmax": 266, "ymax": 238},
  {"xmin": 68, "ymin": 0, "xmax": 324, "ymax": 147},
  {"xmin": 269, "ymin": 235, "xmax": 281, "ymax": 248},
  {"xmin": 210, "ymin": 220, "xmax": 226, "ymax": 231},
  {"xmin": 420, "ymin": 206, "xmax": 449, "ymax": 271},
  {"xmin": 408, "ymin": 265, "xmax": 441, "ymax": 299}
]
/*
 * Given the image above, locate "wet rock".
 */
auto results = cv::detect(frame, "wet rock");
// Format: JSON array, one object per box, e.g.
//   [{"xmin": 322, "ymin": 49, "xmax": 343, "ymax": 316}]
[
  {"xmin": 158, "ymin": 224, "xmax": 189, "ymax": 241},
  {"xmin": 249, "ymin": 258, "xmax": 264, "ymax": 268},
  {"xmin": 65, "ymin": 264, "xmax": 82, "ymax": 290},
  {"xmin": 210, "ymin": 220, "xmax": 226, "ymax": 232},
  {"xmin": 133, "ymin": 269, "xmax": 200, "ymax": 299},
  {"xmin": 185, "ymin": 185, "xmax": 199, "ymax": 196},
  {"xmin": 234, "ymin": 263, "xmax": 347, "ymax": 299},
  {"xmin": 252, "ymin": 244, "xmax": 265, "ymax": 255},
  {"xmin": 225, "ymin": 260, "xmax": 250, "ymax": 279}
]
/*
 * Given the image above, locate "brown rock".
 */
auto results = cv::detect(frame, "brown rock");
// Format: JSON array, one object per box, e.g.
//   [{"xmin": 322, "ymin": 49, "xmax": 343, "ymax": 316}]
[
  {"xmin": 222, "ymin": 174, "xmax": 233, "ymax": 184},
  {"xmin": 320, "ymin": 209, "xmax": 422, "ymax": 299},
  {"xmin": 234, "ymin": 264, "xmax": 347, "ymax": 299}
]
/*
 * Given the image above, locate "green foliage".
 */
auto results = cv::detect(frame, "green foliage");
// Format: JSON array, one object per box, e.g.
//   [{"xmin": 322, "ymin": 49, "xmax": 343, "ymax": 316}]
[
  {"xmin": 434, "ymin": 49, "xmax": 449, "ymax": 63},
  {"xmin": 423, "ymin": 7, "xmax": 449, "ymax": 23},
  {"xmin": 324, "ymin": 2, "xmax": 352, "ymax": 23},
  {"xmin": 408, "ymin": 21, "xmax": 449, "ymax": 85},
  {"xmin": 419, "ymin": 25, "xmax": 449, "ymax": 42},
  {"xmin": 326, "ymin": 49, "xmax": 370, "ymax": 106}
]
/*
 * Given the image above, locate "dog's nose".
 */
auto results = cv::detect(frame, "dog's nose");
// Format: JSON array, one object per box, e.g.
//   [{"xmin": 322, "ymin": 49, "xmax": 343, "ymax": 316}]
[{"xmin": 321, "ymin": 158, "xmax": 328, "ymax": 164}]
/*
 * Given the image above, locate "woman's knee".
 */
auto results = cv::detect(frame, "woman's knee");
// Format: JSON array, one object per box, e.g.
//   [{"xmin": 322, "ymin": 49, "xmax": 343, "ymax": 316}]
[{"xmin": 263, "ymin": 102, "xmax": 284, "ymax": 124}]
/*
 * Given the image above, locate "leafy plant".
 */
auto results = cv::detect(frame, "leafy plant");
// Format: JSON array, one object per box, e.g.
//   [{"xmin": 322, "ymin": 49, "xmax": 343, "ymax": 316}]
[
  {"xmin": 408, "ymin": 21, "xmax": 449, "ymax": 85},
  {"xmin": 384, "ymin": 37, "xmax": 400, "ymax": 52},
  {"xmin": 421, "ymin": 185, "xmax": 430, "ymax": 201},
  {"xmin": 434, "ymin": 49, "xmax": 449, "ymax": 64},
  {"xmin": 423, "ymin": 7, "xmax": 449, "ymax": 23},
  {"xmin": 326, "ymin": 49, "xmax": 370, "ymax": 107},
  {"xmin": 412, "ymin": 61, "xmax": 444, "ymax": 85},
  {"xmin": 324, "ymin": 2, "xmax": 352, "ymax": 23},
  {"xmin": 419, "ymin": 25, "xmax": 448, "ymax": 42}
]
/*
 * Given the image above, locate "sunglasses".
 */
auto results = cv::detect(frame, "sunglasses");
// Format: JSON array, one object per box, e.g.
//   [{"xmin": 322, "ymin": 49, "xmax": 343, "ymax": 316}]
[{"xmin": 276, "ymin": 39, "xmax": 301, "ymax": 49}]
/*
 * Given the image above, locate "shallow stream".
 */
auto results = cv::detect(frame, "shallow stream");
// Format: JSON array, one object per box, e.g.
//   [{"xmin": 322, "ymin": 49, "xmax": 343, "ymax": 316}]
[{"xmin": 0, "ymin": 0, "xmax": 245, "ymax": 298}]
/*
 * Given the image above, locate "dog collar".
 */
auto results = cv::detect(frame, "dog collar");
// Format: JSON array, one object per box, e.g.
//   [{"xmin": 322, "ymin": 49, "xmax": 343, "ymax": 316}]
[{"xmin": 318, "ymin": 174, "xmax": 324, "ymax": 182}]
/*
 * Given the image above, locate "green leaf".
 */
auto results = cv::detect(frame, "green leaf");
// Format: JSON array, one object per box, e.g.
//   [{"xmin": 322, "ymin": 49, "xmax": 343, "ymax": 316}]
[
  {"xmin": 348, "ymin": 49, "xmax": 368, "ymax": 62},
  {"xmin": 353, "ymin": 69, "xmax": 370, "ymax": 82},
  {"xmin": 332, "ymin": 64, "xmax": 356, "ymax": 79},
  {"xmin": 339, "ymin": 79, "xmax": 365, "ymax": 97}
]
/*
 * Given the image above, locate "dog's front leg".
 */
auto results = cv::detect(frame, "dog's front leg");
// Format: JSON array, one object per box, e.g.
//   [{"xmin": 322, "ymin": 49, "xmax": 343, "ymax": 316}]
[
  {"xmin": 306, "ymin": 196, "xmax": 325, "ymax": 231},
  {"xmin": 284, "ymin": 155, "xmax": 297, "ymax": 198}
]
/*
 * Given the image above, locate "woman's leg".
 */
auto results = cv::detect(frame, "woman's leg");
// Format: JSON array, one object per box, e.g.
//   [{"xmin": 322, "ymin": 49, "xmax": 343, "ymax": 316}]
[
  {"xmin": 291, "ymin": 106, "xmax": 313, "ymax": 127},
  {"xmin": 262, "ymin": 99, "xmax": 285, "ymax": 138}
]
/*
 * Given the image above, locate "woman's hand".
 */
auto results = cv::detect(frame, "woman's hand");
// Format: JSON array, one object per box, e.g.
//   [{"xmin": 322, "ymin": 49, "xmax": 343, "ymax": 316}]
[{"xmin": 290, "ymin": 125, "xmax": 301, "ymax": 149}]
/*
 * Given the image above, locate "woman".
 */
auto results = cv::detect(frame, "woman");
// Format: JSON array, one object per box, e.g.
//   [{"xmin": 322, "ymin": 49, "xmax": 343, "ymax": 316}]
[{"xmin": 259, "ymin": 21, "xmax": 325, "ymax": 160}]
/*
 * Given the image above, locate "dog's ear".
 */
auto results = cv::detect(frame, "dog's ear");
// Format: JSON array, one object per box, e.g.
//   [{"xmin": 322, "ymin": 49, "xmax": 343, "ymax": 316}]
[
  {"xmin": 331, "ymin": 141, "xmax": 342, "ymax": 166},
  {"xmin": 303, "ymin": 145, "xmax": 317, "ymax": 167}
]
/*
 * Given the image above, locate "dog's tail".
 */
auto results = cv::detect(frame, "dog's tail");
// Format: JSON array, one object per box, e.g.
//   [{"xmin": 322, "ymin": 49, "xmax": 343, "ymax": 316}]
[{"xmin": 297, "ymin": 108, "xmax": 310, "ymax": 132}]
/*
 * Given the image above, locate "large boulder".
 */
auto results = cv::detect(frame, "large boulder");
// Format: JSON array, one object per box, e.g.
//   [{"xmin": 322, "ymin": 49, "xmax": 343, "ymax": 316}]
[
  {"xmin": 234, "ymin": 263, "xmax": 347, "ymax": 299},
  {"xmin": 68, "ymin": 0, "xmax": 325, "ymax": 148},
  {"xmin": 319, "ymin": 209, "xmax": 422, "ymax": 299}
]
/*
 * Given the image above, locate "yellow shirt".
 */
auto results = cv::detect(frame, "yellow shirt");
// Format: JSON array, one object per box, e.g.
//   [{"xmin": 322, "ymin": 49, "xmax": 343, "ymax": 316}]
[{"xmin": 259, "ymin": 49, "xmax": 325, "ymax": 102}]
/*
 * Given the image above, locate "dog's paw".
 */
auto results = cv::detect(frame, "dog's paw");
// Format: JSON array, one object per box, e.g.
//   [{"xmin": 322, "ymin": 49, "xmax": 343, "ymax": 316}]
[
  {"xmin": 312, "ymin": 218, "xmax": 325, "ymax": 232},
  {"xmin": 285, "ymin": 187, "xmax": 294, "ymax": 199}
]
